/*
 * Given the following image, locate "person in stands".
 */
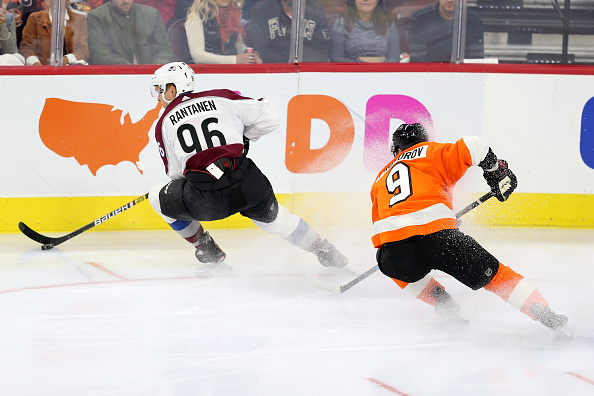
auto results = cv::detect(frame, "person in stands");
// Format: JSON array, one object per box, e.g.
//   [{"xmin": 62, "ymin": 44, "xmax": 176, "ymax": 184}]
[{"xmin": 330, "ymin": 0, "xmax": 400, "ymax": 63}]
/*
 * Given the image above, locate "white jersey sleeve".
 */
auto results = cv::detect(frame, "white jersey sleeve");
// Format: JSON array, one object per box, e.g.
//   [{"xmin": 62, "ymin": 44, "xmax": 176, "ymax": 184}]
[
  {"xmin": 241, "ymin": 98, "xmax": 280, "ymax": 142},
  {"xmin": 154, "ymin": 89, "xmax": 280, "ymax": 179},
  {"xmin": 462, "ymin": 136, "xmax": 490, "ymax": 166}
]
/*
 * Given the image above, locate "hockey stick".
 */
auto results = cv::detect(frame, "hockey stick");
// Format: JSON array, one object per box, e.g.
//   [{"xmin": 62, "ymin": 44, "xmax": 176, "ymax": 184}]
[
  {"xmin": 19, "ymin": 193, "xmax": 149, "ymax": 250},
  {"xmin": 312, "ymin": 191, "xmax": 495, "ymax": 294}
]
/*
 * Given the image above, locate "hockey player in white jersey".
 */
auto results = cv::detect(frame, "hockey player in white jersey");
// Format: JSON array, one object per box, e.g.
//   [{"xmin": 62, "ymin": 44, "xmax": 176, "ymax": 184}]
[{"xmin": 148, "ymin": 62, "xmax": 348, "ymax": 268}]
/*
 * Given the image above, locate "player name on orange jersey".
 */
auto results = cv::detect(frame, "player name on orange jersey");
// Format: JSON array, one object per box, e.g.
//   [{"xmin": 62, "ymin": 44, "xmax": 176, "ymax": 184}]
[{"xmin": 396, "ymin": 145, "xmax": 428, "ymax": 161}]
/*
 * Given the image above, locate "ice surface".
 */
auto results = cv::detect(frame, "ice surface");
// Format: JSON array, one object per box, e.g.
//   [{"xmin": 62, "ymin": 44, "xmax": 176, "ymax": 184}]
[{"xmin": 0, "ymin": 225, "xmax": 593, "ymax": 395}]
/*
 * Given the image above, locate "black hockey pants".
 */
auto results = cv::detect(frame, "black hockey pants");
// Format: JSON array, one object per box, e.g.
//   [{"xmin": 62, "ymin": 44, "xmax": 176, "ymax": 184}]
[
  {"xmin": 159, "ymin": 156, "xmax": 279, "ymax": 224},
  {"xmin": 376, "ymin": 229, "xmax": 500, "ymax": 290}
]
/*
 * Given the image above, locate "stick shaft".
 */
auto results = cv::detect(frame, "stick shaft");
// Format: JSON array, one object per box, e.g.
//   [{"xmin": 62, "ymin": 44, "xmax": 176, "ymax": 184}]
[
  {"xmin": 340, "ymin": 265, "xmax": 380, "ymax": 293},
  {"xmin": 19, "ymin": 193, "xmax": 149, "ymax": 247},
  {"xmin": 337, "ymin": 192, "xmax": 495, "ymax": 293}
]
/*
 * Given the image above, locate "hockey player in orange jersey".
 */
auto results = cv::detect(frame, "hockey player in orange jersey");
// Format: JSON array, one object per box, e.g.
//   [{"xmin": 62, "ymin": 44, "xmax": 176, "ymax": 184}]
[{"xmin": 371, "ymin": 123, "xmax": 571, "ymax": 336}]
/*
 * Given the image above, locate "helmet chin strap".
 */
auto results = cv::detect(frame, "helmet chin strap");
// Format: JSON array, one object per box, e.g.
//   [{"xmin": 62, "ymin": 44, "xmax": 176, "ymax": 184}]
[{"xmin": 161, "ymin": 90, "xmax": 178, "ymax": 105}]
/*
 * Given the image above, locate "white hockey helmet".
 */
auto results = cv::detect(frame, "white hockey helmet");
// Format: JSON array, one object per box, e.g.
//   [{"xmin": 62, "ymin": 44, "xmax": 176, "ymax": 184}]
[{"xmin": 150, "ymin": 62, "xmax": 195, "ymax": 97}]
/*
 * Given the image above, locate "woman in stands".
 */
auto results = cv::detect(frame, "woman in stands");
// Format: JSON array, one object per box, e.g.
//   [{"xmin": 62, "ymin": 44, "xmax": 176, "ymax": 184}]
[
  {"xmin": 185, "ymin": 0, "xmax": 262, "ymax": 64},
  {"xmin": 330, "ymin": 0, "xmax": 400, "ymax": 63}
]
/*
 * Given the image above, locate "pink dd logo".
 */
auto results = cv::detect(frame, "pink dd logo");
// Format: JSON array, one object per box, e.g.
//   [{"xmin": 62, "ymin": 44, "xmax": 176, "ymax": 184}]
[
  {"xmin": 285, "ymin": 94, "xmax": 433, "ymax": 174},
  {"xmin": 364, "ymin": 95, "xmax": 433, "ymax": 173}
]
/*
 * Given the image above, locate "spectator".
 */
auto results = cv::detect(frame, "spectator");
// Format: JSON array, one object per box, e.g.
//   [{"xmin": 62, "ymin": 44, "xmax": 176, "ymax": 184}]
[
  {"xmin": 185, "ymin": 0, "xmax": 261, "ymax": 64},
  {"xmin": 88, "ymin": 1, "xmax": 174, "ymax": 26},
  {"xmin": 330, "ymin": 0, "xmax": 400, "ymax": 63},
  {"xmin": 248, "ymin": 0, "xmax": 330, "ymax": 63},
  {"xmin": 0, "ymin": 2, "xmax": 16, "ymax": 52},
  {"xmin": 240, "ymin": 0, "xmax": 259, "ymax": 21},
  {"xmin": 1, "ymin": 2, "xmax": 25, "ymax": 64},
  {"xmin": 136, "ymin": 0, "xmax": 175, "ymax": 27},
  {"xmin": 168, "ymin": 0, "xmax": 191, "ymax": 29},
  {"xmin": 86, "ymin": 0, "xmax": 104, "ymax": 8},
  {"xmin": 87, "ymin": 0, "xmax": 174, "ymax": 65},
  {"xmin": 407, "ymin": 0, "xmax": 483, "ymax": 62},
  {"xmin": 6, "ymin": 0, "xmax": 46, "ymax": 47},
  {"xmin": 19, "ymin": 0, "xmax": 88, "ymax": 65}
]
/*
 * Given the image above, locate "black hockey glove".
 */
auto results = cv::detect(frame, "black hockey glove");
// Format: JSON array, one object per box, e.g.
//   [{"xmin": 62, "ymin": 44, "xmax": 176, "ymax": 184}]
[{"xmin": 483, "ymin": 160, "xmax": 518, "ymax": 202}]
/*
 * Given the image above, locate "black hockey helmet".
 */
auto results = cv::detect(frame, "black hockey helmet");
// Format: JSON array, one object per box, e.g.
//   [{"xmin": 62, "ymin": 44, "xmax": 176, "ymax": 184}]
[{"xmin": 390, "ymin": 123, "xmax": 429, "ymax": 156}]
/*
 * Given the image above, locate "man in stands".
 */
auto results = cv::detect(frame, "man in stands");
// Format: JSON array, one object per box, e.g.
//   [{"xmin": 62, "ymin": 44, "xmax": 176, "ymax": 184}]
[
  {"xmin": 407, "ymin": 0, "xmax": 483, "ymax": 62},
  {"xmin": 87, "ymin": 0, "xmax": 173, "ymax": 65},
  {"xmin": 247, "ymin": 0, "xmax": 330, "ymax": 63}
]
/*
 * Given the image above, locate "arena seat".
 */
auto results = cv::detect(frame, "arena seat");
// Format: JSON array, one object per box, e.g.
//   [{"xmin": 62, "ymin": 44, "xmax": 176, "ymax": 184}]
[{"xmin": 168, "ymin": 18, "xmax": 193, "ymax": 64}]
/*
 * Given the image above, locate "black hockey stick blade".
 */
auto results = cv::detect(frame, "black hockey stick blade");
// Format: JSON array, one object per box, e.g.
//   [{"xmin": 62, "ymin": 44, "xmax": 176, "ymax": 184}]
[
  {"xmin": 19, "ymin": 193, "xmax": 149, "ymax": 249},
  {"xmin": 319, "ymin": 192, "xmax": 496, "ymax": 294}
]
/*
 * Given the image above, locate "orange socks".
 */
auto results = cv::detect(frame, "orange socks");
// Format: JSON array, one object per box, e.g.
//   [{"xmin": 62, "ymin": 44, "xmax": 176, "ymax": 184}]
[
  {"xmin": 484, "ymin": 263, "xmax": 549, "ymax": 319},
  {"xmin": 391, "ymin": 276, "xmax": 444, "ymax": 306}
]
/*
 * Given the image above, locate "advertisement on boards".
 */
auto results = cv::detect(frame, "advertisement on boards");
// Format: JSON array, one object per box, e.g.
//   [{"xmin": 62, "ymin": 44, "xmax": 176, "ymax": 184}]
[
  {"xmin": 0, "ymin": 72, "xmax": 484, "ymax": 197},
  {"xmin": 1, "ymin": 70, "xmax": 593, "ymax": 229}
]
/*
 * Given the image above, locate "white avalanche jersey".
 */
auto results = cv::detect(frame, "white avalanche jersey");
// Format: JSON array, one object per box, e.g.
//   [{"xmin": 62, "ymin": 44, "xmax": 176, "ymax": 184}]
[{"xmin": 155, "ymin": 89, "xmax": 280, "ymax": 179}]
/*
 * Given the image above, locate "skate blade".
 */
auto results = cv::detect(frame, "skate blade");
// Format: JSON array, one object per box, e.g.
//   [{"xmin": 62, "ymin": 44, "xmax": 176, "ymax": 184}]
[{"xmin": 555, "ymin": 323, "xmax": 573, "ymax": 339}]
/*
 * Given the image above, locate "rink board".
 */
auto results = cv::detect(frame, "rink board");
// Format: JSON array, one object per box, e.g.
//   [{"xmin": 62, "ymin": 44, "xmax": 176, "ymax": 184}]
[
  {"xmin": 3, "ymin": 192, "xmax": 594, "ymax": 234},
  {"xmin": 1, "ymin": 66, "xmax": 594, "ymax": 232}
]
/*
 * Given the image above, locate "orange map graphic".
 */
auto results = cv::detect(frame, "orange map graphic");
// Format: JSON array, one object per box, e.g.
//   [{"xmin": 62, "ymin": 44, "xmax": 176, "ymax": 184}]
[{"xmin": 39, "ymin": 98, "xmax": 161, "ymax": 175}]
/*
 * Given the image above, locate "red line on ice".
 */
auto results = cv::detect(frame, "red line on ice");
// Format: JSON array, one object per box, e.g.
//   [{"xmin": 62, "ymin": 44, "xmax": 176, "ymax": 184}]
[
  {"xmin": 0, "ymin": 273, "xmax": 308, "ymax": 294},
  {"xmin": 366, "ymin": 377, "xmax": 410, "ymax": 395},
  {"xmin": 87, "ymin": 261, "xmax": 128, "ymax": 280},
  {"xmin": 568, "ymin": 372, "xmax": 594, "ymax": 386}
]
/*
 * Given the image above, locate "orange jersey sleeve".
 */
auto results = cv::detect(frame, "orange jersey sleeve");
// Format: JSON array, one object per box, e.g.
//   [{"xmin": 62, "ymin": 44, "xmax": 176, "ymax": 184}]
[{"xmin": 370, "ymin": 137, "xmax": 489, "ymax": 247}]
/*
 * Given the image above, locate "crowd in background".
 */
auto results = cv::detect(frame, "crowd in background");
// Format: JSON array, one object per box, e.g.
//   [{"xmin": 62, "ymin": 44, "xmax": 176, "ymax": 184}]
[{"xmin": 0, "ymin": 0, "xmax": 484, "ymax": 65}]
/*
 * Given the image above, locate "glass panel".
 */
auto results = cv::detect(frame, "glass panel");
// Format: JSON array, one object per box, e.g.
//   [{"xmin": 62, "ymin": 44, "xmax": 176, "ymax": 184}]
[
  {"xmin": 85, "ymin": 0, "xmax": 173, "ymax": 65},
  {"xmin": 8, "ymin": 0, "xmax": 90, "ymax": 66},
  {"xmin": 469, "ymin": 0, "xmax": 594, "ymax": 65},
  {"xmin": 1, "ymin": 0, "xmax": 21, "ymax": 64},
  {"xmin": 245, "ymin": 0, "xmax": 332, "ymax": 63},
  {"xmin": 395, "ymin": 0, "xmax": 485, "ymax": 63},
  {"xmin": 173, "ymin": 0, "xmax": 258, "ymax": 64},
  {"xmin": 326, "ymin": 0, "xmax": 403, "ymax": 63},
  {"xmin": 7, "ymin": 0, "xmax": 591, "ymax": 66}
]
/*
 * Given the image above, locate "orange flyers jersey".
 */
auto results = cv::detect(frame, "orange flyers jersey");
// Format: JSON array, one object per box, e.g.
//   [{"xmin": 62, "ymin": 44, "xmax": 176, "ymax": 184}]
[{"xmin": 371, "ymin": 136, "xmax": 489, "ymax": 248}]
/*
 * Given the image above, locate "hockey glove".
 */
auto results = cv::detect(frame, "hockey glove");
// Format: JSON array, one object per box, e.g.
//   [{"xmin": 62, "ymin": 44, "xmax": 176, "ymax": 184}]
[{"xmin": 483, "ymin": 160, "xmax": 518, "ymax": 202}]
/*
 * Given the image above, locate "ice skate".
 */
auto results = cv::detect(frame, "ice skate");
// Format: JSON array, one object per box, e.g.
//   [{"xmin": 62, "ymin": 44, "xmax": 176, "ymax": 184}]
[
  {"xmin": 316, "ymin": 239, "xmax": 348, "ymax": 268},
  {"xmin": 432, "ymin": 286, "xmax": 468, "ymax": 324},
  {"xmin": 195, "ymin": 231, "xmax": 226, "ymax": 264},
  {"xmin": 530, "ymin": 303, "xmax": 572, "ymax": 337}
]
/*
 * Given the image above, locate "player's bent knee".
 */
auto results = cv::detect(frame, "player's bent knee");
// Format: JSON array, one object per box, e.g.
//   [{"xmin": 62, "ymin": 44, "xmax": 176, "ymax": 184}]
[
  {"xmin": 252, "ymin": 204, "xmax": 300, "ymax": 238},
  {"xmin": 149, "ymin": 181, "xmax": 169, "ymax": 217},
  {"xmin": 150, "ymin": 180, "xmax": 193, "ymax": 223}
]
